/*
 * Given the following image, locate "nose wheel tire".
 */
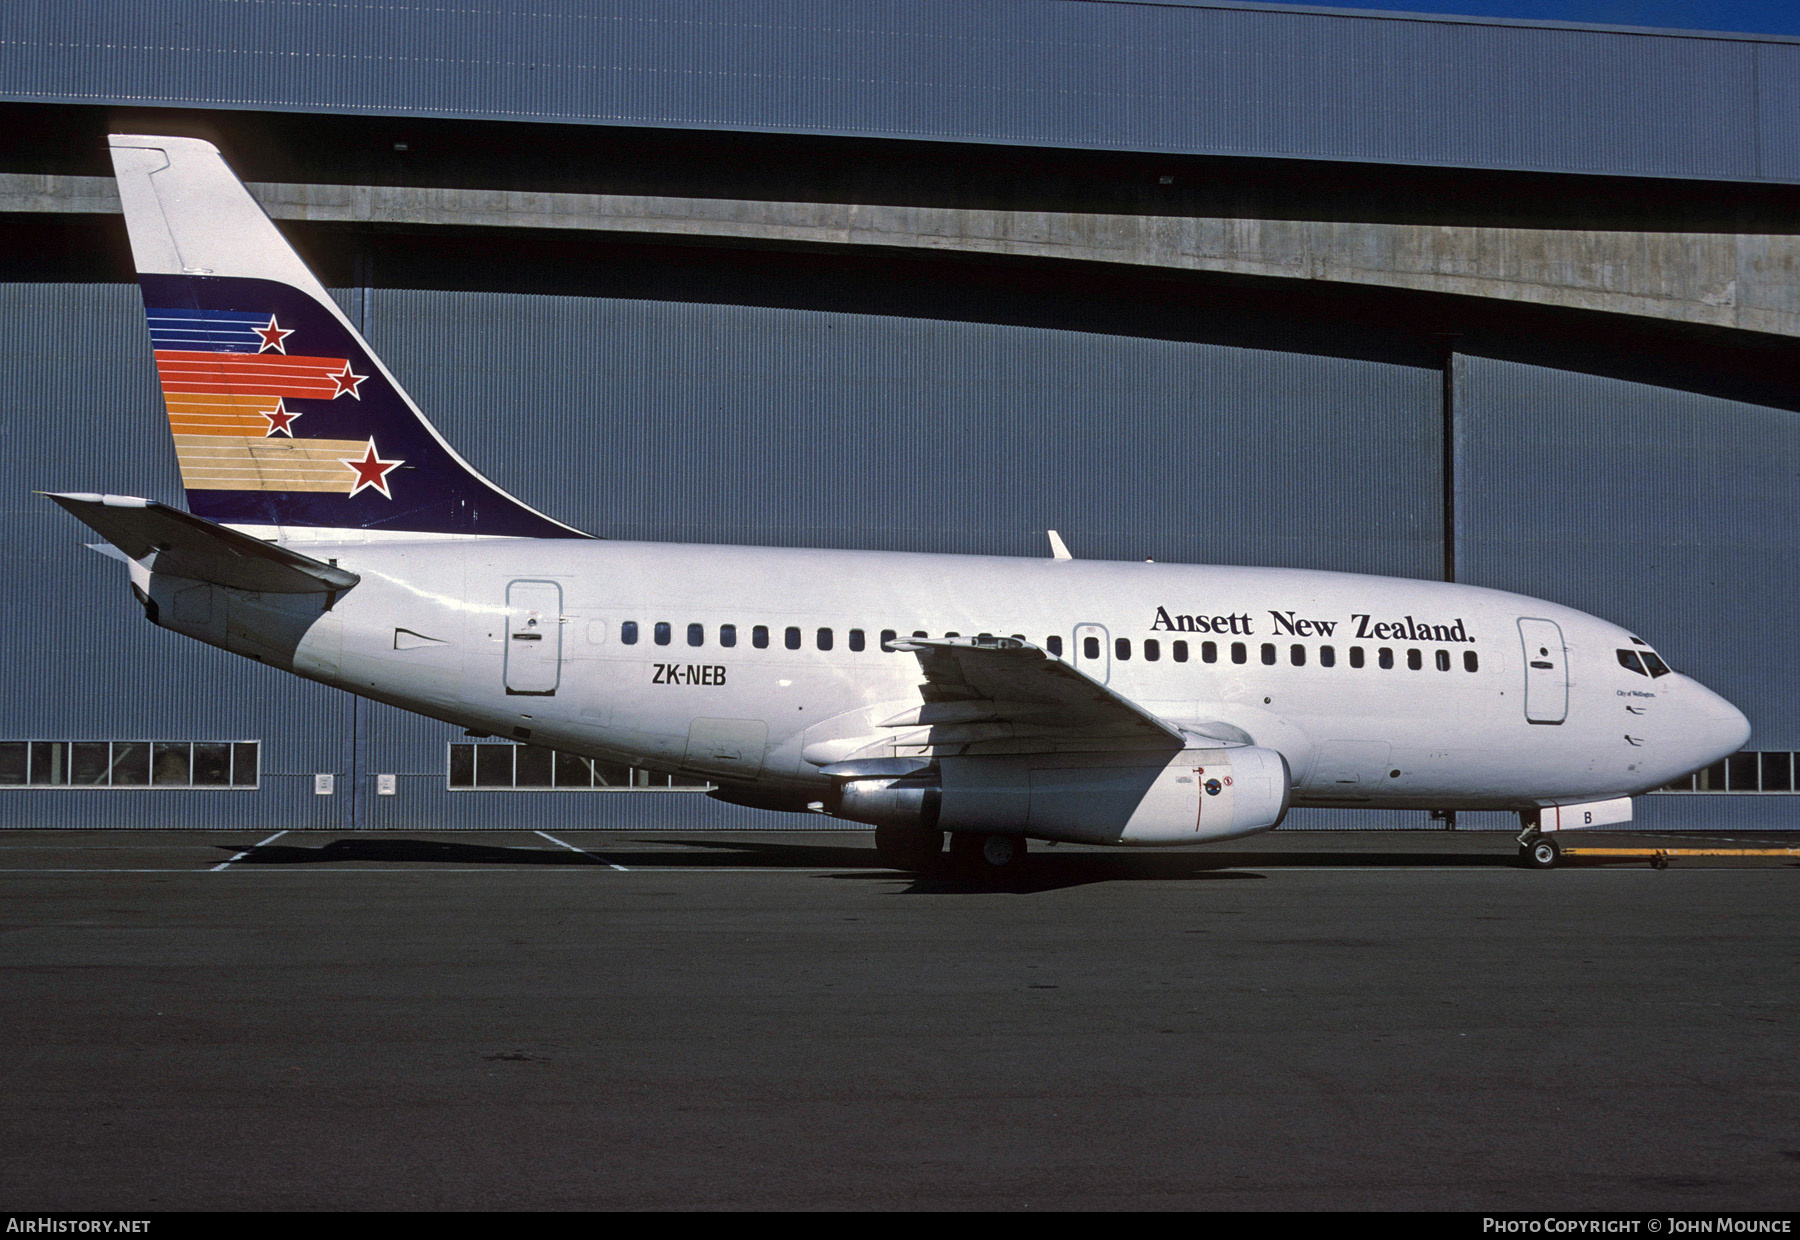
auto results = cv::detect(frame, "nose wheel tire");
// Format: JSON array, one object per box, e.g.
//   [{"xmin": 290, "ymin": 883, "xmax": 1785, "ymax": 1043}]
[
  {"xmin": 874, "ymin": 824, "xmax": 944, "ymax": 873},
  {"xmin": 949, "ymin": 831, "xmax": 1028, "ymax": 879},
  {"xmin": 1521, "ymin": 836, "xmax": 1561, "ymax": 869}
]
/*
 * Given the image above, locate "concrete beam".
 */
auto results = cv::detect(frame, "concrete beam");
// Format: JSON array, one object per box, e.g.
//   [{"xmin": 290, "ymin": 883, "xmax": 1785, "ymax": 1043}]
[{"xmin": 6, "ymin": 172, "xmax": 1794, "ymax": 338}]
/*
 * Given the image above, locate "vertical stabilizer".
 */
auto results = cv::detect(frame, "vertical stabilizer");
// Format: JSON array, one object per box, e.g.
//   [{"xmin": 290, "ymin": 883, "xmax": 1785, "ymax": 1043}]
[{"xmin": 109, "ymin": 134, "xmax": 586, "ymax": 540}]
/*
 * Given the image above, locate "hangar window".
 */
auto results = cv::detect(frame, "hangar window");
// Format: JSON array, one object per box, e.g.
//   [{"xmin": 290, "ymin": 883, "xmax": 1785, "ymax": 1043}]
[
  {"xmin": 1045, "ymin": 635, "xmax": 1063, "ymax": 657},
  {"xmin": 720, "ymin": 624, "xmax": 737, "ymax": 648},
  {"xmin": 1231, "ymin": 642, "xmax": 1247, "ymax": 665},
  {"xmin": 1436, "ymin": 650, "xmax": 1451, "ymax": 672},
  {"xmin": 1260, "ymin": 643, "xmax": 1276, "ymax": 666},
  {"xmin": 1320, "ymin": 646, "xmax": 1335, "ymax": 667},
  {"xmin": 1173, "ymin": 641, "xmax": 1189, "ymax": 663},
  {"xmin": 1290, "ymin": 644, "xmax": 1306, "ymax": 667},
  {"xmin": 849, "ymin": 629, "xmax": 866, "ymax": 652},
  {"xmin": 752, "ymin": 625, "xmax": 769, "ymax": 649},
  {"xmin": 1201, "ymin": 641, "xmax": 1217, "ymax": 663},
  {"xmin": 448, "ymin": 743, "xmax": 709, "ymax": 791},
  {"xmin": 1116, "ymin": 638, "xmax": 1131, "ymax": 661},
  {"xmin": 817, "ymin": 628, "xmax": 833, "ymax": 651},
  {"xmin": 785, "ymin": 626, "xmax": 801, "ymax": 650},
  {"xmin": 1656, "ymin": 752, "xmax": 1800, "ymax": 794},
  {"xmin": 654, "ymin": 622, "xmax": 672, "ymax": 646},
  {"xmin": 1144, "ymin": 639, "xmax": 1160, "ymax": 662},
  {"xmin": 882, "ymin": 629, "xmax": 899, "ymax": 652},
  {"xmin": 0, "ymin": 740, "xmax": 258, "ymax": 789},
  {"xmin": 621, "ymin": 621, "xmax": 639, "ymax": 645},
  {"xmin": 1349, "ymin": 647, "xmax": 1365, "ymax": 668},
  {"xmin": 1464, "ymin": 651, "xmax": 1479, "ymax": 672},
  {"xmin": 687, "ymin": 623, "xmax": 704, "ymax": 648},
  {"xmin": 1378, "ymin": 648, "xmax": 1394, "ymax": 669}
]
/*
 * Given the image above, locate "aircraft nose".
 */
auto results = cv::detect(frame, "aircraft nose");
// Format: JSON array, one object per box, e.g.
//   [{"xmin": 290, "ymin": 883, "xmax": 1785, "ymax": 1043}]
[{"xmin": 1680, "ymin": 677, "xmax": 1751, "ymax": 767}]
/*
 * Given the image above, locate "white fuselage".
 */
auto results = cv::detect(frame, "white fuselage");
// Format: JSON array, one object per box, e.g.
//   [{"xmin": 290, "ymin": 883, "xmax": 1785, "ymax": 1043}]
[{"xmin": 176, "ymin": 537, "xmax": 1750, "ymax": 832}]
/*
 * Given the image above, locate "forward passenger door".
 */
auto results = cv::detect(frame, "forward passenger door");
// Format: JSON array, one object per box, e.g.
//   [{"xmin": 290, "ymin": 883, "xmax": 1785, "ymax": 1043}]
[{"xmin": 1517, "ymin": 617, "xmax": 1568, "ymax": 725}]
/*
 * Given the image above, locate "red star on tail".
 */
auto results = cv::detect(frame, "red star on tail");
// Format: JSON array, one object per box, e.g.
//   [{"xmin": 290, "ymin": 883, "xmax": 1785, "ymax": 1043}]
[
  {"xmin": 330, "ymin": 361, "xmax": 368, "ymax": 399},
  {"xmin": 343, "ymin": 438, "xmax": 403, "ymax": 498},
  {"xmin": 255, "ymin": 315, "xmax": 293, "ymax": 353},
  {"xmin": 260, "ymin": 398, "xmax": 300, "ymax": 437}
]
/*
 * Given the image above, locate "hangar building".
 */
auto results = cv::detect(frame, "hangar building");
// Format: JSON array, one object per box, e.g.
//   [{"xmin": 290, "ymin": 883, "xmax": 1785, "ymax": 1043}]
[{"xmin": 1, "ymin": 0, "xmax": 1796, "ymax": 830}]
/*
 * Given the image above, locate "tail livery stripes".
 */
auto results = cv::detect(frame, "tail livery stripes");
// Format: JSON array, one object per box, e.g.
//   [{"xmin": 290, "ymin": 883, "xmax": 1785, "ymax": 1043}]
[{"xmin": 109, "ymin": 135, "xmax": 585, "ymax": 540}]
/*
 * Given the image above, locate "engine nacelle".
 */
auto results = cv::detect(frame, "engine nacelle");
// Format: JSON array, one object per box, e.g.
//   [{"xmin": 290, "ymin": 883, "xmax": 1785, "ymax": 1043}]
[{"xmin": 832, "ymin": 747, "xmax": 1290, "ymax": 845}]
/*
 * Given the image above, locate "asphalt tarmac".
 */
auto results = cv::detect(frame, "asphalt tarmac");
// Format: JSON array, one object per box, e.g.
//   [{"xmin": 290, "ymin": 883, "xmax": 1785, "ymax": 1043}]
[{"xmin": 1, "ymin": 828, "xmax": 1797, "ymax": 1211}]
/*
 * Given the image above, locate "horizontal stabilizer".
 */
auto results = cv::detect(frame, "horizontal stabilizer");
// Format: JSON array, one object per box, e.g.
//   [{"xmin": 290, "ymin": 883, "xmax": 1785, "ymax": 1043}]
[{"xmin": 45, "ymin": 493, "xmax": 360, "ymax": 594}]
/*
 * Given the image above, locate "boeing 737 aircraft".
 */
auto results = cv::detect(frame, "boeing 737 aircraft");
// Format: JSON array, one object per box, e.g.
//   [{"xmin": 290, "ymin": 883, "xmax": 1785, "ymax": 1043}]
[{"xmin": 48, "ymin": 135, "xmax": 1751, "ymax": 874}]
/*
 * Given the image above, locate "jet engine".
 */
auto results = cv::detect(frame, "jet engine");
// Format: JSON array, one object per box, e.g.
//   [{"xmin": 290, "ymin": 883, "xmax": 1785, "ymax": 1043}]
[{"xmin": 832, "ymin": 746, "xmax": 1289, "ymax": 845}]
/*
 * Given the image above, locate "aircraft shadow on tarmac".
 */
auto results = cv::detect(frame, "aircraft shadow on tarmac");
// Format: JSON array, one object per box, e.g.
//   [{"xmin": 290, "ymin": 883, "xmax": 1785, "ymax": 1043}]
[{"xmin": 209, "ymin": 835, "xmax": 1522, "ymax": 890}]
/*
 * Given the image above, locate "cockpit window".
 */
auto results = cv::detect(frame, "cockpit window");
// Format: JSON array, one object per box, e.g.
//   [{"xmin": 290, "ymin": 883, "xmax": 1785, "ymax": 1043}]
[
  {"xmin": 1641, "ymin": 650, "xmax": 1671, "ymax": 678},
  {"xmin": 1617, "ymin": 649, "xmax": 1647, "ymax": 676}
]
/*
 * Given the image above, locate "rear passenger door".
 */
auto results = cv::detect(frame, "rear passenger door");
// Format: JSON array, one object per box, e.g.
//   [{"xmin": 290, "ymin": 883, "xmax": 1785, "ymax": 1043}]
[{"xmin": 505, "ymin": 580, "xmax": 563, "ymax": 696}]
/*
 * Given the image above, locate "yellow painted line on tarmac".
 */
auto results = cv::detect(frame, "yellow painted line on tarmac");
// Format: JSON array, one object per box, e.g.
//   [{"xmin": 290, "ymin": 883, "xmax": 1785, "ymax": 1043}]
[{"xmin": 1562, "ymin": 847, "xmax": 1800, "ymax": 858}]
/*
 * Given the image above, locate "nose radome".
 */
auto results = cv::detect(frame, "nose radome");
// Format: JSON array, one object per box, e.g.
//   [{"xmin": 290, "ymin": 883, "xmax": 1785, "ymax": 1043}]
[{"xmin": 1683, "ymin": 677, "xmax": 1751, "ymax": 765}]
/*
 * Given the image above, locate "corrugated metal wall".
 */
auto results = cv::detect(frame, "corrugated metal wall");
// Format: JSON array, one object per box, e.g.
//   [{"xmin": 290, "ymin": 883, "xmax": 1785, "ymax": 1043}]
[
  {"xmin": 1454, "ymin": 353, "xmax": 1800, "ymax": 754},
  {"xmin": 0, "ymin": 0, "xmax": 1794, "ymax": 182},
  {"xmin": 3, "ymin": 280, "xmax": 1443, "ymax": 829}
]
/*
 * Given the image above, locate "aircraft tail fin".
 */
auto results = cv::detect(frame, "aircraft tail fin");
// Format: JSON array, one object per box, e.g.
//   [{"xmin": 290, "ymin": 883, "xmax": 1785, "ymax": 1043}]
[{"xmin": 107, "ymin": 134, "xmax": 586, "ymax": 540}]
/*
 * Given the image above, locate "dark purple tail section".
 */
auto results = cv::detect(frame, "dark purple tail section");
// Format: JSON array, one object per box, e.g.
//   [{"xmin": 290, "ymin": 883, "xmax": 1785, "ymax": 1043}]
[{"xmin": 144, "ymin": 272, "xmax": 586, "ymax": 539}]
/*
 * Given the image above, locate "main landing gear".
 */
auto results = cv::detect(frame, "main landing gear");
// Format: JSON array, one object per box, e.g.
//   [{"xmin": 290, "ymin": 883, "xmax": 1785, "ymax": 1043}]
[
  {"xmin": 949, "ymin": 831, "xmax": 1028, "ymax": 880},
  {"xmin": 873, "ymin": 825, "xmax": 1029, "ymax": 880}
]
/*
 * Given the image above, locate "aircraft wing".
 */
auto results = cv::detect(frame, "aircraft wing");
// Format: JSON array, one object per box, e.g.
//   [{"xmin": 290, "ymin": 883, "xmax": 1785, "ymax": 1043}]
[{"xmin": 884, "ymin": 635, "xmax": 1184, "ymax": 749}]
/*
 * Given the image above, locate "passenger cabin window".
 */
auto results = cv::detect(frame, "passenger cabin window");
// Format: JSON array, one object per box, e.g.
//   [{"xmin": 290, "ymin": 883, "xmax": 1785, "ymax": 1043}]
[
  {"xmin": 687, "ymin": 623, "xmax": 704, "ymax": 647},
  {"xmin": 1115, "ymin": 638, "xmax": 1131, "ymax": 661},
  {"xmin": 1202, "ymin": 641, "xmax": 1217, "ymax": 663},
  {"xmin": 1046, "ymin": 635, "xmax": 1063, "ymax": 657},
  {"xmin": 1260, "ymin": 643, "xmax": 1276, "ymax": 666},
  {"xmin": 1083, "ymin": 636, "xmax": 1100, "ymax": 660},
  {"xmin": 881, "ymin": 629, "xmax": 897, "ymax": 652},
  {"xmin": 1349, "ymin": 646, "xmax": 1364, "ymax": 668},
  {"xmin": 1144, "ymin": 639, "xmax": 1160, "ymax": 662},
  {"xmin": 1407, "ymin": 648, "xmax": 1422, "ymax": 670},
  {"xmin": 1378, "ymin": 648, "xmax": 1394, "ymax": 669},
  {"xmin": 621, "ymin": 621, "xmax": 639, "ymax": 646},
  {"xmin": 1464, "ymin": 651, "xmax": 1479, "ymax": 672},
  {"xmin": 1173, "ymin": 641, "xmax": 1188, "ymax": 663},
  {"xmin": 1320, "ymin": 645, "xmax": 1335, "ymax": 667},
  {"xmin": 1435, "ymin": 649, "xmax": 1451, "ymax": 671},
  {"xmin": 1290, "ymin": 644, "xmax": 1306, "ymax": 667},
  {"xmin": 720, "ymin": 624, "xmax": 737, "ymax": 648},
  {"xmin": 817, "ymin": 628, "xmax": 833, "ymax": 651},
  {"xmin": 849, "ymin": 629, "xmax": 865, "ymax": 652},
  {"xmin": 654, "ymin": 622, "xmax": 671, "ymax": 646},
  {"xmin": 784, "ymin": 626, "xmax": 801, "ymax": 650},
  {"xmin": 1231, "ymin": 642, "xmax": 1247, "ymax": 665},
  {"xmin": 753, "ymin": 625, "xmax": 769, "ymax": 649}
]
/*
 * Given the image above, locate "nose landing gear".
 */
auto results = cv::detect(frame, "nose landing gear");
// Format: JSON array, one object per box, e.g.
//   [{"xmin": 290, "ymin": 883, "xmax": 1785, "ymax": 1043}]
[{"xmin": 1520, "ymin": 834, "xmax": 1562, "ymax": 869}]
